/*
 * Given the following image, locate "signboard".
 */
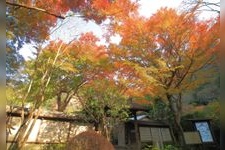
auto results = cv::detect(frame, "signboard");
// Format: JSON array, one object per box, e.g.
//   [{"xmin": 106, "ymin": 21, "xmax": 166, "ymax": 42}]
[
  {"xmin": 139, "ymin": 127, "xmax": 151, "ymax": 142},
  {"xmin": 161, "ymin": 128, "xmax": 172, "ymax": 142},
  {"xmin": 195, "ymin": 122, "xmax": 214, "ymax": 143},
  {"xmin": 184, "ymin": 132, "xmax": 202, "ymax": 144}
]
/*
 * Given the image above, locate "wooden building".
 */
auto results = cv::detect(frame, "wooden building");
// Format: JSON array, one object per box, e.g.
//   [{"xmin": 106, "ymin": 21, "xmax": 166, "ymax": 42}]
[{"xmin": 113, "ymin": 103, "xmax": 174, "ymax": 150}]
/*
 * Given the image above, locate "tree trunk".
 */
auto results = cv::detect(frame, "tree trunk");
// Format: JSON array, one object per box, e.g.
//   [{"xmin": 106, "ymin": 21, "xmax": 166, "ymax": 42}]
[
  {"xmin": 101, "ymin": 117, "xmax": 109, "ymax": 141},
  {"xmin": 57, "ymin": 94, "xmax": 67, "ymax": 112},
  {"xmin": 57, "ymin": 102, "xmax": 67, "ymax": 112},
  {"xmin": 8, "ymin": 45, "xmax": 61, "ymax": 149},
  {"xmin": 167, "ymin": 93, "xmax": 185, "ymax": 147},
  {"xmin": 173, "ymin": 111, "xmax": 185, "ymax": 146},
  {"xmin": 8, "ymin": 108, "xmax": 40, "ymax": 150},
  {"xmin": 57, "ymin": 92, "xmax": 74, "ymax": 112},
  {"xmin": 19, "ymin": 113, "xmax": 40, "ymax": 149},
  {"xmin": 98, "ymin": 116, "xmax": 112, "ymax": 142},
  {"xmin": 57, "ymin": 94, "xmax": 64, "ymax": 112},
  {"xmin": 9, "ymin": 95, "xmax": 43, "ymax": 150}
]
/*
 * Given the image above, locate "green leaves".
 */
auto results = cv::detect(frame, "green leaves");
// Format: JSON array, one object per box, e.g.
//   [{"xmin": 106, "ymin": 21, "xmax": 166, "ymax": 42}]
[{"xmin": 80, "ymin": 79, "xmax": 130, "ymax": 123}]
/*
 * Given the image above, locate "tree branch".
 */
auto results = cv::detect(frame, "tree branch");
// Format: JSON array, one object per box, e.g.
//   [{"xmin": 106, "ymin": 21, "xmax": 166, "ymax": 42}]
[
  {"xmin": 6, "ymin": 1, "xmax": 65, "ymax": 19},
  {"xmin": 175, "ymin": 58, "xmax": 194, "ymax": 88}
]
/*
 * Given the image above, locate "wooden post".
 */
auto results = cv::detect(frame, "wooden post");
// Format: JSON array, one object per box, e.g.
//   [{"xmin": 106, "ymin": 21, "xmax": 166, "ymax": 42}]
[
  {"xmin": 133, "ymin": 111, "xmax": 137, "ymax": 120},
  {"xmin": 67, "ymin": 122, "xmax": 72, "ymax": 141},
  {"xmin": 118, "ymin": 124, "xmax": 125, "ymax": 146},
  {"xmin": 134, "ymin": 121, "xmax": 141, "ymax": 150}
]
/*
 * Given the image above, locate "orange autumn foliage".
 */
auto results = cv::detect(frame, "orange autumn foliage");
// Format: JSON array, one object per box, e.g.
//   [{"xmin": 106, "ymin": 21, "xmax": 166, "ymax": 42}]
[
  {"xmin": 40, "ymin": 32, "xmax": 114, "ymax": 87},
  {"xmin": 45, "ymin": 32, "xmax": 108, "ymax": 62},
  {"xmin": 7, "ymin": 0, "xmax": 138, "ymax": 43},
  {"xmin": 108, "ymin": 7, "xmax": 219, "ymax": 101}
]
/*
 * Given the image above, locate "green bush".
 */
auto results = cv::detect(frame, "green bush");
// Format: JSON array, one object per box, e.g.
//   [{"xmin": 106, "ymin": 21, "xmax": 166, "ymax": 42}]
[
  {"xmin": 141, "ymin": 144, "xmax": 178, "ymax": 150},
  {"xmin": 163, "ymin": 144, "xmax": 178, "ymax": 150}
]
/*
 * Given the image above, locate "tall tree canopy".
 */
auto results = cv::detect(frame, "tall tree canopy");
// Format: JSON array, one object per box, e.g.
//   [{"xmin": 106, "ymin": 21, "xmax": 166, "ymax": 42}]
[
  {"xmin": 6, "ymin": 0, "xmax": 138, "ymax": 79},
  {"xmin": 108, "ymin": 7, "xmax": 219, "ymax": 144}
]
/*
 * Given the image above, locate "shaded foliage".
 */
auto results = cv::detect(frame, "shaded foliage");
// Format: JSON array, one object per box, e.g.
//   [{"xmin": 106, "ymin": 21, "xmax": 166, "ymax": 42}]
[{"xmin": 148, "ymin": 98, "xmax": 172, "ymax": 121}]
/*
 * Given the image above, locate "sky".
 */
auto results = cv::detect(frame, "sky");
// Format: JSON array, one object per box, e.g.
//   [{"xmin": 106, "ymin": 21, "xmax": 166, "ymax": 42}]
[
  {"xmin": 19, "ymin": 0, "xmax": 218, "ymax": 60},
  {"xmin": 138, "ymin": 0, "xmax": 182, "ymax": 18}
]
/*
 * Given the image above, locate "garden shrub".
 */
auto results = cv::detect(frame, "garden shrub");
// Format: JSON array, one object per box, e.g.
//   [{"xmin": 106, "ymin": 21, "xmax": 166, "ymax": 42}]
[{"xmin": 66, "ymin": 130, "xmax": 115, "ymax": 150}]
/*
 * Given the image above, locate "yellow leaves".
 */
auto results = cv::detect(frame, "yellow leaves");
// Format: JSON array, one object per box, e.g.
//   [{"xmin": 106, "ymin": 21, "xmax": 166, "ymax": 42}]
[
  {"xmin": 150, "ymin": 8, "xmax": 180, "ymax": 30},
  {"xmin": 6, "ymin": 31, "xmax": 15, "ymax": 39},
  {"xmin": 135, "ymin": 65, "xmax": 157, "ymax": 84},
  {"xmin": 57, "ymin": 61, "xmax": 78, "ymax": 73}
]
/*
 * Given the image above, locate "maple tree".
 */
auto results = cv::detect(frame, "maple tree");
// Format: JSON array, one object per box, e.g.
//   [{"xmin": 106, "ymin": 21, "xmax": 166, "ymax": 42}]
[
  {"xmin": 7, "ymin": 42, "xmax": 65, "ymax": 149},
  {"xmin": 7, "ymin": 32, "xmax": 116, "ymax": 149},
  {"xmin": 6, "ymin": 0, "xmax": 138, "ymax": 80},
  {"xmin": 6, "ymin": 1, "xmax": 138, "ymax": 147},
  {"xmin": 108, "ymin": 8, "xmax": 219, "ymax": 145},
  {"xmin": 41, "ymin": 32, "xmax": 110, "ymax": 112},
  {"xmin": 6, "ymin": 0, "xmax": 220, "ymax": 149}
]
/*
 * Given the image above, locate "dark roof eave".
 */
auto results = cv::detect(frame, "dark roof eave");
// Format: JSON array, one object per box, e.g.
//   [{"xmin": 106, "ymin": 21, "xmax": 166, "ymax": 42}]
[
  {"xmin": 129, "ymin": 103, "xmax": 149, "ymax": 112},
  {"xmin": 127, "ymin": 120, "xmax": 170, "ymax": 127},
  {"xmin": 7, "ymin": 111, "xmax": 83, "ymax": 122}
]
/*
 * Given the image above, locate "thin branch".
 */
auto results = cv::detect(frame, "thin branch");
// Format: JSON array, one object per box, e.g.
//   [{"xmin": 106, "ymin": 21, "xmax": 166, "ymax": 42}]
[
  {"xmin": 175, "ymin": 58, "xmax": 194, "ymax": 88},
  {"xmin": 197, "ymin": 8, "xmax": 220, "ymax": 14},
  {"xmin": 202, "ymin": 2, "xmax": 220, "ymax": 7},
  {"xmin": 189, "ymin": 56, "xmax": 216, "ymax": 74},
  {"xmin": 6, "ymin": 1, "xmax": 65, "ymax": 19}
]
